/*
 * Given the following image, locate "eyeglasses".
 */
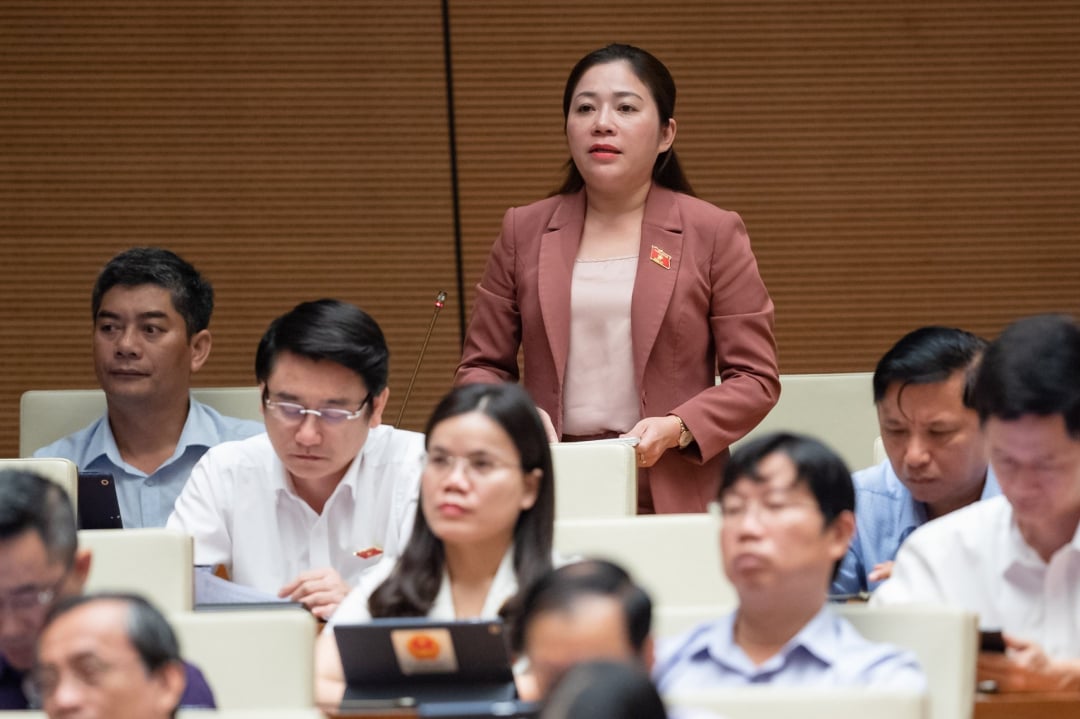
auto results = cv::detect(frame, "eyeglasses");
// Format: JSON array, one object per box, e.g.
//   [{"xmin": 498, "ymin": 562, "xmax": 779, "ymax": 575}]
[
  {"xmin": 264, "ymin": 393, "xmax": 372, "ymax": 426},
  {"xmin": 423, "ymin": 452, "xmax": 521, "ymax": 481},
  {"xmin": 0, "ymin": 577, "xmax": 65, "ymax": 619}
]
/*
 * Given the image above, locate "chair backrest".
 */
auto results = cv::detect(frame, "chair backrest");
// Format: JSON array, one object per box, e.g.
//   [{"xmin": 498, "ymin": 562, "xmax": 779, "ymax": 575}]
[
  {"xmin": 665, "ymin": 687, "xmax": 926, "ymax": 719},
  {"xmin": 20, "ymin": 386, "xmax": 263, "ymax": 457},
  {"xmin": 731, "ymin": 372, "xmax": 876, "ymax": 470},
  {"xmin": 78, "ymin": 528, "xmax": 194, "ymax": 613},
  {"xmin": 836, "ymin": 603, "xmax": 978, "ymax": 719},
  {"xmin": 0, "ymin": 710, "xmax": 325, "ymax": 718},
  {"xmin": 554, "ymin": 514, "xmax": 735, "ymax": 609},
  {"xmin": 174, "ymin": 708, "xmax": 321, "ymax": 712},
  {"xmin": 550, "ymin": 442, "xmax": 637, "ymax": 518},
  {"xmin": 652, "ymin": 604, "xmax": 726, "ymax": 640},
  {"xmin": 874, "ymin": 435, "xmax": 887, "ymax": 464},
  {"xmin": 170, "ymin": 609, "xmax": 316, "ymax": 709},
  {"xmin": 0, "ymin": 457, "xmax": 78, "ymax": 503},
  {"xmin": 654, "ymin": 603, "xmax": 973, "ymax": 719}
]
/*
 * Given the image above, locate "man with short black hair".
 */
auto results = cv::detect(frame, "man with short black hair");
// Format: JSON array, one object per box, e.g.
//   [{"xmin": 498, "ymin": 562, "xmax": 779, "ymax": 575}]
[
  {"xmin": 834, "ymin": 326, "xmax": 998, "ymax": 595},
  {"xmin": 654, "ymin": 433, "xmax": 925, "ymax": 692},
  {"xmin": 168, "ymin": 299, "xmax": 424, "ymax": 619},
  {"xmin": 511, "ymin": 559, "xmax": 654, "ymax": 700},
  {"xmin": 34, "ymin": 247, "xmax": 263, "ymax": 528},
  {"xmin": 875, "ymin": 314, "xmax": 1080, "ymax": 691},
  {"xmin": 0, "ymin": 471, "xmax": 212, "ymax": 710},
  {"xmin": 34, "ymin": 593, "xmax": 187, "ymax": 719}
]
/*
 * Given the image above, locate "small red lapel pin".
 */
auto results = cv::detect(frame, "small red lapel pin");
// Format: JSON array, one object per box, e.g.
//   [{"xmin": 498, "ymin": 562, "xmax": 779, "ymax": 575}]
[
  {"xmin": 649, "ymin": 245, "xmax": 672, "ymax": 269},
  {"xmin": 355, "ymin": 546, "xmax": 383, "ymax": 560}
]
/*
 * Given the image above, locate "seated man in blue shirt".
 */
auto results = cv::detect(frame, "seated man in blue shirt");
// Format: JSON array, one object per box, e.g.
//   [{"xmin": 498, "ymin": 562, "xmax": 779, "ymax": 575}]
[
  {"xmin": 653, "ymin": 433, "xmax": 925, "ymax": 693},
  {"xmin": 34, "ymin": 247, "xmax": 263, "ymax": 527},
  {"xmin": 833, "ymin": 326, "xmax": 1000, "ymax": 596},
  {"xmin": 0, "ymin": 470, "xmax": 213, "ymax": 710}
]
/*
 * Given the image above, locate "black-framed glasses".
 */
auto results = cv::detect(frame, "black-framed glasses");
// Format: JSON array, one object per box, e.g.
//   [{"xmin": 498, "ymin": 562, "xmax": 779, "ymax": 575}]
[{"xmin": 263, "ymin": 391, "xmax": 372, "ymax": 426}]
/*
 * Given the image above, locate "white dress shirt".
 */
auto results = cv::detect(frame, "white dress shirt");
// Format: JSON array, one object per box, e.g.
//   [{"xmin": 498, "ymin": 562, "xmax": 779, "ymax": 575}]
[
  {"xmin": 328, "ymin": 547, "xmax": 519, "ymax": 626},
  {"xmin": 873, "ymin": 495, "xmax": 1080, "ymax": 659},
  {"xmin": 167, "ymin": 425, "xmax": 423, "ymax": 595}
]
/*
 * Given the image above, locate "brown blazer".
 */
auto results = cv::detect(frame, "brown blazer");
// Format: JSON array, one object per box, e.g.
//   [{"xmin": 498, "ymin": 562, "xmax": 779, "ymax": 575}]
[{"xmin": 456, "ymin": 184, "xmax": 780, "ymax": 513}]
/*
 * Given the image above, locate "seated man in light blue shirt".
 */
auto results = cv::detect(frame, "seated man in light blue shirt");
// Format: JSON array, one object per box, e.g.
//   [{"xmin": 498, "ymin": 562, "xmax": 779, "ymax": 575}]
[
  {"xmin": 653, "ymin": 433, "xmax": 925, "ymax": 693},
  {"xmin": 833, "ymin": 326, "xmax": 1000, "ymax": 596},
  {"xmin": 34, "ymin": 248, "xmax": 262, "ymax": 527}
]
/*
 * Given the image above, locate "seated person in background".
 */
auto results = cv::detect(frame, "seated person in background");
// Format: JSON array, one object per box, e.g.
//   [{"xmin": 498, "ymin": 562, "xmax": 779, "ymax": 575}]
[
  {"xmin": 314, "ymin": 382, "xmax": 556, "ymax": 705},
  {"xmin": 540, "ymin": 661, "xmax": 668, "ymax": 719},
  {"xmin": 168, "ymin": 299, "xmax": 424, "ymax": 618},
  {"xmin": 510, "ymin": 559, "xmax": 654, "ymax": 701},
  {"xmin": 874, "ymin": 314, "xmax": 1080, "ymax": 691},
  {"xmin": 653, "ymin": 432, "xmax": 925, "ymax": 692},
  {"xmin": 833, "ymin": 326, "xmax": 998, "ymax": 595},
  {"xmin": 34, "ymin": 247, "xmax": 263, "ymax": 528},
  {"xmin": 33, "ymin": 593, "xmax": 189, "ymax": 719},
  {"xmin": 0, "ymin": 470, "xmax": 213, "ymax": 710}
]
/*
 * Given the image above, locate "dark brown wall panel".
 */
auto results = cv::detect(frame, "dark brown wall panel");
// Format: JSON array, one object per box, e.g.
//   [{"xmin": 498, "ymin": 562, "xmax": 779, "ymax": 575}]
[
  {"xmin": 1, "ymin": 1, "xmax": 459, "ymax": 458},
  {"xmin": 3, "ymin": 1, "xmax": 1079, "ymax": 459},
  {"xmin": 449, "ymin": 1, "xmax": 1080, "ymax": 377}
]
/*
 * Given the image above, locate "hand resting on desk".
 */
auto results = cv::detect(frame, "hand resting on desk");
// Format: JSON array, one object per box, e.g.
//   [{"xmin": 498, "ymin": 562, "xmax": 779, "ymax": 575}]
[
  {"xmin": 977, "ymin": 633, "xmax": 1080, "ymax": 692},
  {"xmin": 279, "ymin": 566, "xmax": 351, "ymax": 620}
]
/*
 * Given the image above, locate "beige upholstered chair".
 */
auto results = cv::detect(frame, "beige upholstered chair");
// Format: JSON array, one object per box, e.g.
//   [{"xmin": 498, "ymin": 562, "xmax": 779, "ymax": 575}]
[
  {"xmin": 550, "ymin": 441, "xmax": 637, "ymax": 518},
  {"xmin": 0, "ymin": 457, "xmax": 78, "ymax": 503},
  {"xmin": 0, "ymin": 710, "xmax": 324, "ymax": 717},
  {"xmin": 731, "ymin": 372, "xmax": 876, "ymax": 470},
  {"xmin": 665, "ymin": 688, "xmax": 927, "ymax": 719},
  {"xmin": 654, "ymin": 603, "xmax": 976, "ymax": 719},
  {"xmin": 170, "ymin": 609, "xmax": 316, "ymax": 709},
  {"xmin": 554, "ymin": 514, "xmax": 736, "ymax": 609},
  {"xmin": 838, "ymin": 603, "xmax": 978, "ymax": 719},
  {"xmin": 78, "ymin": 528, "xmax": 194, "ymax": 613},
  {"xmin": 874, "ymin": 435, "xmax": 888, "ymax": 464},
  {"xmin": 20, "ymin": 386, "xmax": 263, "ymax": 457}
]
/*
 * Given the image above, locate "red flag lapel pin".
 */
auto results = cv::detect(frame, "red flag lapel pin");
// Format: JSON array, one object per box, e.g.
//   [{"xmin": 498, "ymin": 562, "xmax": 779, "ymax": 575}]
[{"xmin": 649, "ymin": 245, "xmax": 672, "ymax": 269}]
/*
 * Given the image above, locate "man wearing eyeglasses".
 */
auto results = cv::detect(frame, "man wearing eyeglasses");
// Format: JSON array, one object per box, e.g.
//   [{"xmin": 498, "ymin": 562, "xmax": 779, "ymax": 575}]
[
  {"xmin": 168, "ymin": 299, "xmax": 424, "ymax": 619},
  {"xmin": 0, "ymin": 471, "xmax": 213, "ymax": 710}
]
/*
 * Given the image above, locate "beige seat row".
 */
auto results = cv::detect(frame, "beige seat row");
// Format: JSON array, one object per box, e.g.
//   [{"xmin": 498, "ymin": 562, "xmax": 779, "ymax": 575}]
[
  {"xmin": 0, "ymin": 708, "xmax": 324, "ymax": 712},
  {"xmin": 19, "ymin": 372, "xmax": 879, "ymax": 520},
  {"xmin": 10, "ymin": 513, "xmax": 971, "ymax": 716},
  {"xmin": 655, "ymin": 603, "xmax": 977, "ymax": 719}
]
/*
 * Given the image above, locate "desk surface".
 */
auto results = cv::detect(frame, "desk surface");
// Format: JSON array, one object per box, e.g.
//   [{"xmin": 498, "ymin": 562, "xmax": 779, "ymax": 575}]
[
  {"xmin": 975, "ymin": 691, "xmax": 1080, "ymax": 719},
  {"xmin": 322, "ymin": 692, "xmax": 1080, "ymax": 719}
]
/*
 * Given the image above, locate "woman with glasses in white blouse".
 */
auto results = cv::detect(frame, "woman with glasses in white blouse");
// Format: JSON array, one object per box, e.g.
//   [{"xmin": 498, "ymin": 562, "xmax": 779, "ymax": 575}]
[{"xmin": 314, "ymin": 382, "xmax": 556, "ymax": 705}]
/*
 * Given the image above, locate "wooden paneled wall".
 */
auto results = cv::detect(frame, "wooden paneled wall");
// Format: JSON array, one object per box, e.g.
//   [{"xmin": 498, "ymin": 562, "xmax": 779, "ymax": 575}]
[{"xmin": 2, "ymin": 1, "xmax": 1078, "ymax": 457}]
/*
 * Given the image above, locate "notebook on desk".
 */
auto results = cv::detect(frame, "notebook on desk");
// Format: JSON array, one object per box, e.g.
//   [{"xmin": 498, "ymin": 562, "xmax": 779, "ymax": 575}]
[
  {"xmin": 336, "ymin": 617, "xmax": 517, "ymax": 711},
  {"xmin": 77, "ymin": 471, "xmax": 124, "ymax": 529}
]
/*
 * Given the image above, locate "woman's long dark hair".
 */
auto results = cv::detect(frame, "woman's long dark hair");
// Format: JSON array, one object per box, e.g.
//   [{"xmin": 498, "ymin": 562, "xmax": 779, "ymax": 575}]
[
  {"xmin": 368, "ymin": 383, "xmax": 556, "ymax": 617},
  {"xmin": 552, "ymin": 43, "xmax": 694, "ymax": 197}
]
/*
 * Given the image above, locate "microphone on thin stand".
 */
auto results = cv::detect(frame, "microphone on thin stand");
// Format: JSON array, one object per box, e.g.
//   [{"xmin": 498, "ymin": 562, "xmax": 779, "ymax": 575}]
[{"xmin": 395, "ymin": 290, "xmax": 448, "ymax": 428}]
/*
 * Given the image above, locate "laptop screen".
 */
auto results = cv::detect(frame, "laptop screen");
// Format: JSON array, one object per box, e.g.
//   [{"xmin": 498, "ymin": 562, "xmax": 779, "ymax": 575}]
[{"xmin": 336, "ymin": 617, "xmax": 517, "ymax": 708}]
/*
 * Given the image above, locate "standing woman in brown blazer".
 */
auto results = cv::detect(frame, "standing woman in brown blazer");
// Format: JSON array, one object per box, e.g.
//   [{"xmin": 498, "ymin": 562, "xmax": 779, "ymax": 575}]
[{"xmin": 456, "ymin": 43, "xmax": 780, "ymax": 514}]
